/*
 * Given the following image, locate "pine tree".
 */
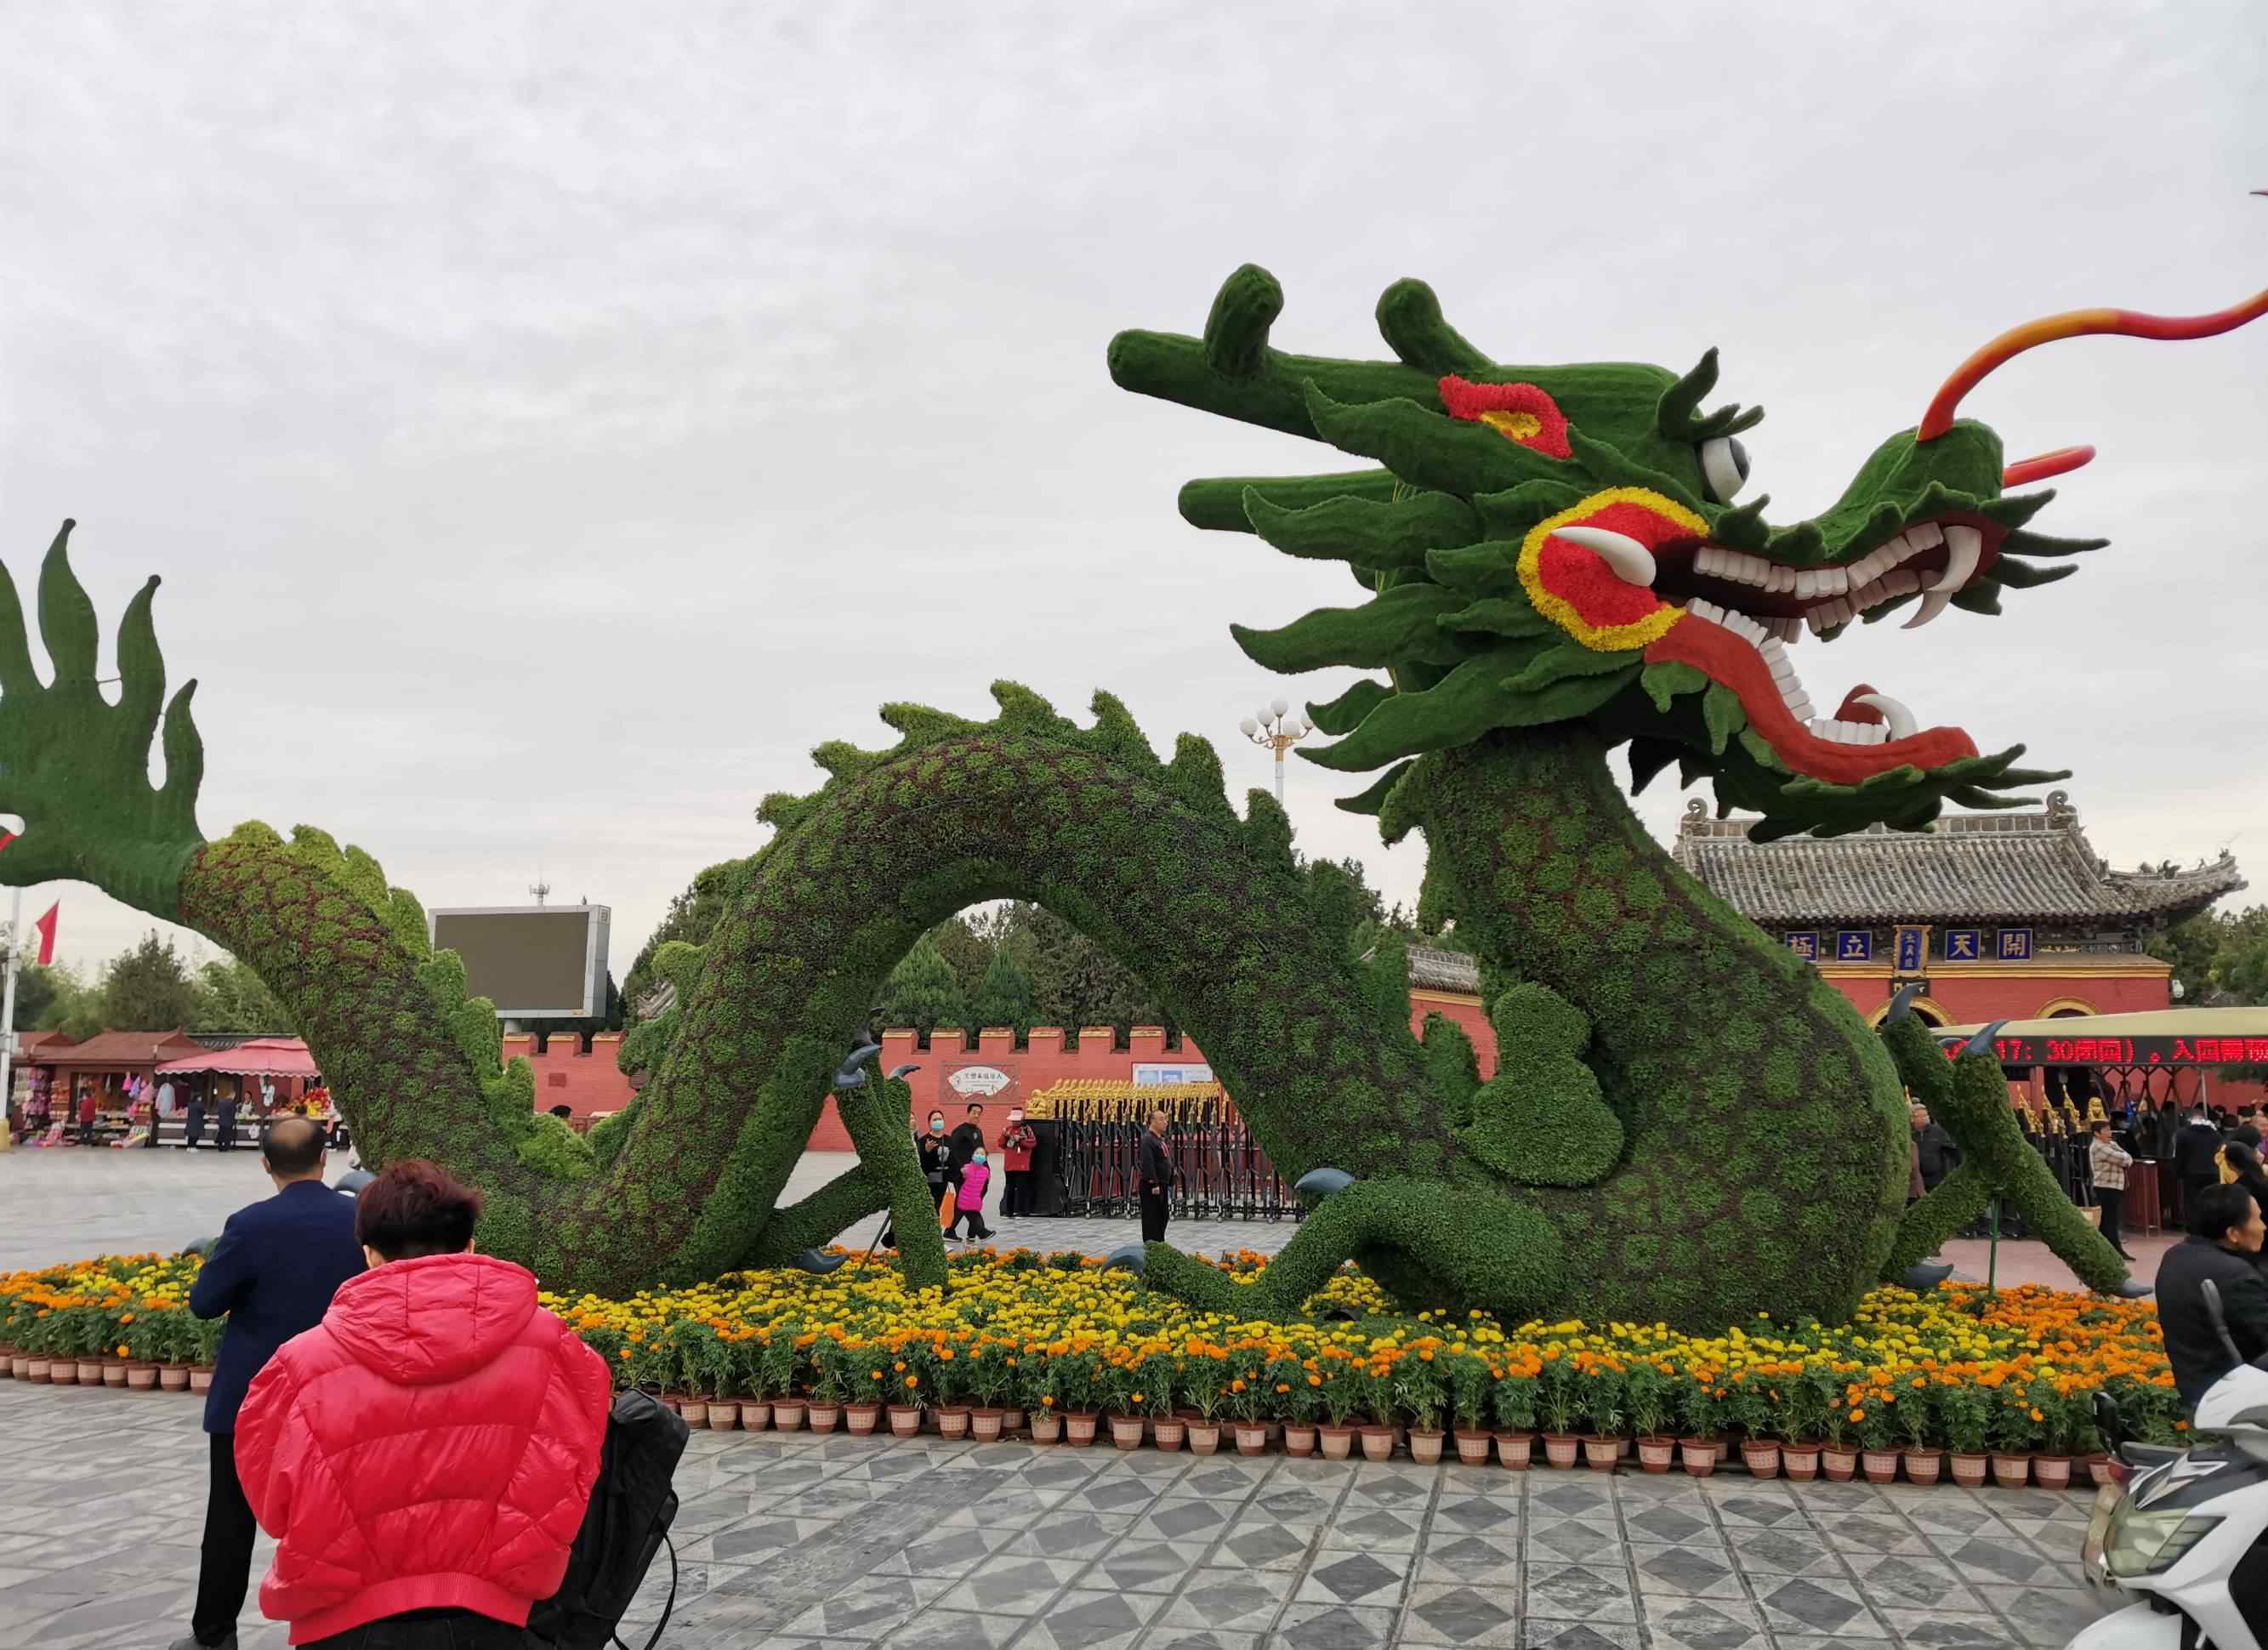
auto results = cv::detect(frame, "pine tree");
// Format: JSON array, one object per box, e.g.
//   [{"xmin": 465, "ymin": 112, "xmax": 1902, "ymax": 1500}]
[
  {"xmin": 970, "ymin": 949, "xmax": 1036, "ymax": 1037},
  {"xmin": 875, "ymin": 933, "xmax": 970, "ymax": 1042}
]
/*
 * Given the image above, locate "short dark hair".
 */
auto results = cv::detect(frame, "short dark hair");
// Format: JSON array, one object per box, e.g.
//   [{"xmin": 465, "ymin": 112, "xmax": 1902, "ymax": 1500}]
[
  {"xmin": 356, "ymin": 1159, "xmax": 483, "ymax": 1260},
  {"xmin": 261, "ymin": 1114, "xmax": 326, "ymax": 1176},
  {"xmin": 2091, "ymin": 1118, "xmax": 2111, "ymax": 1135},
  {"xmin": 966, "ymin": 1102, "xmax": 983, "ymax": 1115},
  {"xmin": 2189, "ymin": 1183, "xmax": 2258, "ymax": 1243}
]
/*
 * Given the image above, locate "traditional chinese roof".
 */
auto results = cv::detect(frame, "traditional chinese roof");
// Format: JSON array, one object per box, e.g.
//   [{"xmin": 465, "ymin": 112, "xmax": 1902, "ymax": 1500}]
[
  {"xmin": 40, "ymin": 1029, "xmax": 205, "ymax": 1067},
  {"xmin": 1672, "ymin": 791, "xmax": 2246, "ymax": 926},
  {"xmin": 1406, "ymin": 944, "xmax": 1482, "ymax": 995}
]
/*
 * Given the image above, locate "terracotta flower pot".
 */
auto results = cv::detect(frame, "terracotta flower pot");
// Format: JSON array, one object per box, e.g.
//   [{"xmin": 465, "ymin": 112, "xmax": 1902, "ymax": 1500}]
[
  {"xmin": 1949, "ymin": 1452, "xmax": 1987, "ymax": 1488},
  {"xmin": 1496, "ymin": 1431, "xmax": 1534, "ymax": 1470},
  {"xmin": 679, "ymin": 1399, "xmax": 711, "ymax": 1429},
  {"xmin": 2034, "ymin": 1454, "xmax": 2073, "ymax": 1491},
  {"xmin": 1108, "ymin": 1414, "xmax": 1145, "ymax": 1451},
  {"xmin": 1236, "ymin": 1422, "xmax": 1270, "ymax": 1457},
  {"xmin": 1902, "ymin": 1448, "xmax": 1942, "ymax": 1485},
  {"xmin": 1821, "ymin": 1446, "xmax": 1858, "ymax": 1482},
  {"xmin": 1861, "ymin": 1448, "xmax": 1901, "ymax": 1485},
  {"xmin": 1680, "ymin": 1439, "xmax": 1719, "ymax": 1478},
  {"xmin": 125, "ymin": 1363, "xmax": 158, "ymax": 1391},
  {"xmin": 1409, "ymin": 1429, "xmax": 1446, "ymax": 1466},
  {"xmin": 1741, "ymin": 1439, "xmax": 1782, "ymax": 1479},
  {"xmin": 190, "ymin": 1365, "xmax": 214, "ymax": 1394},
  {"xmin": 1029, "ymin": 1409, "xmax": 1063, "ymax": 1444},
  {"xmin": 1187, "ymin": 1420, "xmax": 1222, "ymax": 1456},
  {"xmin": 1319, "ymin": 1424, "xmax": 1355, "ymax": 1460},
  {"xmin": 807, "ymin": 1402, "xmax": 841, "ymax": 1435},
  {"xmin": 77, "ymin": 1358, "xmax": 105, "ymax": 1385},
  {"xmin": 845, "ymin": 1402, "xmax": 881, "ymax": 1437},
  {"xmin": 1541, "ymin": 1433, "xmax": 1581, "ymax": 1469},
  {"xmin": 25, "ymin": 1357, "xmax": 51, "ymax": 1384},
  {"xmin": 48, "ymin": 1359, "xmax": 77, "ymax": 1385},
  {"xmin": 1584, "ymin": 1435, "xmax": 1623, "ymax": 1472},
  {"xmin": 888, "ymin": 1403, "xmax": 924, "ymax": 1437},
  {"xmin": 774, "ymin": 1398, "xmax": 808, "ymax": 1432},
  {"xmin": 1152, "ymin": 1416, "xmax": 1186, "ymax": 1453},
  {"xmin": 712, "ymin": 1400, "xmax": 742, "ymax": 1431},
  {"xmin": 158, "ymin": 1365, "xmax": 190, "ymax": 1391},
  {"xmin": 1782, "ymin": 1443, "xmax": 1822, "ymax": 1481},
  {"xmin": 2086, "ymin": 1454, "xmax": 2118, "ymax": 1488},
  {"xmin": 1990, "ymin": 1452, "xmax": 2030, "ymax": 1488},
  {"xmin": 1636, "ymin": 1437, "xmax": 1677, "ymax": 1474},
  {"xmin": 969, "ymin": 1408, "xmax": 1003, "ymax": 1443},
  {"xmin": 1453, "ymin": 1430, "xmax": 1493, "ymax": 1466},
  {"xmin": 9, "ymin": 1354, "xmax": 29, "ymax": 1381},
  {"xmin": 739, "ymin": 1400, "xmax": 772, "ymax": 1431},
  {"xmin": 1064, "ymin": 1410, "xmax": 1099, "ymax": 1446},
  {"xmin": 1001, "ymin": 1408, "xmax": 1026, "ymax": 1434},
  {"xmin": 0, "ymin": 1346, "xmax": 11, "ymax": 1378},
  {"xmin": 1282, "ymin": 1423, "xmax": 1317, "ymax": 1458},
  {"xmin": 1358, "ymin": 1425, "xmax": 1396, "ymax": 1462},
  {"xmin": 937, "ymin": 1405, "xmax": 972, "ymax": 1439},
  {"xmin": 101, "ymin": 1361, "xmax": 128, "ymax": 1388}
]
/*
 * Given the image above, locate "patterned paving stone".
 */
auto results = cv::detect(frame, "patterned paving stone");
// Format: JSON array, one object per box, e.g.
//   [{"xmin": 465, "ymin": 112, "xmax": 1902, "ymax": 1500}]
[
  {"xmin": 1401, "ymin": 1580, "xmax": 1521, "ymax": 1647},
  {"xmin": 1755, "ymin": 1575, "xmax": 1879, "ymax": 1637},
  {"xmin": 1526, "ymin": 1562, "xmax": 1637, "ymax": 1622},
  {"xmin": 1644, "ymin": 1595, "xmax": 1769, "ymax": 1650},
  {"xmin": 1213, "ymin": 1519, "xmax": 1316, "ymax": 1570},
  {"xmin": 1840, "ymin": 1549, "xmax": 1986, "ymax": 1611},
  {"xmin": 1015, "ymin": 1585, "xmax": 1164, "ymax": 1650},
  {"xmin": 1093, "ymin": 1537, "xmax": 1213, "ymax": 1592},
  {"xmin": 1153, "ymin": 1570, "xmax": 1287, "ymax": 1633},
  {"xmin": 1873, "ymin": 1607, "xmax": 2029, "ymax": 1649},
  {"xmin": 1325, "ymin": 1506, "xmax": 1425, "ymax": 1552},
  {"xmin": 1631, "ymin": 1541, "xmax": 1745, "ymax": 1599},
  {"xmin": 1975, "ymin": 1582, "xmax": 2120, "ymax": 1645},
  {"xmin": 1275, "ymin": 1601, "xmax": 1402, "ymax": 1649},
  {"xmin": 1298, "ymin": 1549, "xmax": 1411, "ymax": 1607},
  {"xmin": 1521, "ymin": 1621, "xmax": 1645, "ymax": 1650},
  {"xmin": 1414, "ymin": 1531, "xmax": 1520, "ymax": 1586},
  {"xmin": 934, "ymin": 1551, "xmax": 1083, "ymax": 1614}
]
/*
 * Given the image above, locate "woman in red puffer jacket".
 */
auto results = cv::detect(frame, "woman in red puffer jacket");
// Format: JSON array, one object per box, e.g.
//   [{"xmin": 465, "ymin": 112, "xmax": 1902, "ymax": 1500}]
[{"xmin": 234, "ymin": 1159, "xmax": 611, "ymax": 1647}]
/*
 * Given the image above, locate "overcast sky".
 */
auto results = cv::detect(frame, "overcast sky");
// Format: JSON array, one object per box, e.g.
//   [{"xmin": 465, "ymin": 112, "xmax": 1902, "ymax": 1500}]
[{"xmin": 1, "ymin": 1, "xmax": 2262, "ymax": 989}]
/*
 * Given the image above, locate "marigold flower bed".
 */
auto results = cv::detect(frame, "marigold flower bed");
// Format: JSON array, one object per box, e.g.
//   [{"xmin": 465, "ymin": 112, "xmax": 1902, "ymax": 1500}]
[{"xmin": 1, "ymin": 1248, "xmax": 2181, "ymax": 1477}]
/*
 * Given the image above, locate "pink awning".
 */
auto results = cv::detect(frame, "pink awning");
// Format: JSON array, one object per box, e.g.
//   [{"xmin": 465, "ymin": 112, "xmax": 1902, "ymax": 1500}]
[{"xmin": 156, "ymin": 1038, "xmax": 319, "ymax": 1079}]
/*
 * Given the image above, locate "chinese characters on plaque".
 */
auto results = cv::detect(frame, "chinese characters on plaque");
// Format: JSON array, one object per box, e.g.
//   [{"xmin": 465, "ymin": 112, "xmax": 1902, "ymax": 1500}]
[
  {"xmin": 1944, "ymin": 929, "xmax": 1981, "ymax": 961},
  {"xmin": 1784, "ymin": 932, "xmax": 1818, "ymax": 961},
  {"xmin": 1997, "ymin": 928, "xmax": 2034, "ymax": 961},
  {"xmin": 1894, "ymin": 925, "xmax": 1928, "ymax": 974},
  {"xmin": 1836, "ymin": 930, "xmax": 1873, "ymax": 962}
]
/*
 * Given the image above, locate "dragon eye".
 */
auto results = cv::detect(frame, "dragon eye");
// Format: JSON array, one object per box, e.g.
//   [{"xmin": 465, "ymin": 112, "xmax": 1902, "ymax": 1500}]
[{"xmin": 1699, "ymin": 435, "xmax": 1750, "ymax": 503}]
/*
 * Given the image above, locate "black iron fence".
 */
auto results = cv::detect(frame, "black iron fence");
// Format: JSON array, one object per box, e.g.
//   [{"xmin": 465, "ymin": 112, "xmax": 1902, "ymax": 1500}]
[{"xmin": 1033, "ymin": 1090, "xmax": 1302, "ymax": 1222}]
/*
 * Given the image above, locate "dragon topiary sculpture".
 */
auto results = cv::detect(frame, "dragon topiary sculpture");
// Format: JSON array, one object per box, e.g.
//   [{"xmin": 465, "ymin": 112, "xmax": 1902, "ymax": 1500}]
[{"xmin": 6, "ymin": 264, "xmax": 2261, "ymax": 1328}]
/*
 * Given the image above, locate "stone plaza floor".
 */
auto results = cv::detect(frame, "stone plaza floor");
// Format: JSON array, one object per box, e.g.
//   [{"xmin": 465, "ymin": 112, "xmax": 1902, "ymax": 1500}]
[{"xmin": 0, "ymin": 1147, "xmax": 2126, "ymax": 1649}]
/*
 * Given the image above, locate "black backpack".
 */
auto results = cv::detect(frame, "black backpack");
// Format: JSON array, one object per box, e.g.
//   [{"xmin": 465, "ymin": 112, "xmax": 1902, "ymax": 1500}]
[{"xmin": 528, "ymin": 1388, "xmax": 690, "ymax": 1650}]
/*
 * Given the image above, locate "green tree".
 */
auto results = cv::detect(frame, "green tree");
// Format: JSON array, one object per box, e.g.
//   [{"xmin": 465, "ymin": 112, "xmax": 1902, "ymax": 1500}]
[
  {"xmin": 23, "ymin": 961, "xmax": 103, "ymax": 1038},
  {"xmin": 874, "ymin": 932, "xmax": 969, "ymax": 1042},
  {"xmin": 970, "ymin": 949, "xmax": 1036, "ymax": 1035},
  {"xmin": 100, "ymin": 930, "xmax": 198, "ymax": 1030},
  {"xmin": 191, "ymin": 954, "xmax": 294, "ymax": 1033},
  {"xmin": 6, "ymin": 961, "xmax": 58, "ymax": 1030}
]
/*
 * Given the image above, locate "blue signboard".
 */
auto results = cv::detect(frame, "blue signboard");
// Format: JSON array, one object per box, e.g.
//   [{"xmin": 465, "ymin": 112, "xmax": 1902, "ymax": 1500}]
[
  {"xmin": 1836, "ymin": 930, "xmax": 1873, "ymax": 963},
  {"xmin": 1944, "ymin": 929, "xmax": 1981, "ymax": 962},
  {"xmin": 1894, "ymin": 926, "xmax": 1927, "ymax": 974},
  {"xmin": 1998, "ymin": 928, "xmax": 2034, "ymax": 962},
  {"xmin": 1785, "ymin": 932, "xmax": 1818, "ymax": 962}
]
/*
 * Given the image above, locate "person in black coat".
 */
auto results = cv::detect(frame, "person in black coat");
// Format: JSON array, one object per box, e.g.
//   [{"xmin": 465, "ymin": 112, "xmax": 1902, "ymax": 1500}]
[
  {"xmin": 1911, "ymin": 1104, "xmax": 1959, "ymax": 1192},
  {"xmin": 2175, "ymin": 1105, "xmax": 2229, "ymax": 1216},
  {"xmin": 1138, "ymin": 1108, "xmax": 1175, "ymax": 1243},
  {"xmin": 184, "ymin": 1092, "xmax": 207, "ymax": 1151},
  {"xmin": 947, "ymin": 1102, "xmax": 986, "ymax": 1178},
  {"xmin": 214, "ymin": 1090, "xmax": 238, "ymax": 1152},
  {"xmin": 174, "ymin": 1117, "xmax": 365, "ymax": 1650},
  {"xmin": 880, "ymin": 1110, "xmax": 956, "ymax": 1249},
  {"xmin": 2157, "ymin": 1182, "xmax": 2268, "ymax": 1412}
]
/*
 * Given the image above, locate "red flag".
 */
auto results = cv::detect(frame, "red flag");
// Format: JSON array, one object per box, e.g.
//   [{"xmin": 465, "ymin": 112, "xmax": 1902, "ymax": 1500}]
[{"xmin": 32, "ymin": 904, "xmax": 57, "ymax": 968}]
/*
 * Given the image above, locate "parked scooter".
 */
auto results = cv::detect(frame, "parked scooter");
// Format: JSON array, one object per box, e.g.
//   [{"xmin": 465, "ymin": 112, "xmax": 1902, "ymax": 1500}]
[{"xmin": 2076, "ymin": 1282, "xmax": 2268, "ymax": 1650}]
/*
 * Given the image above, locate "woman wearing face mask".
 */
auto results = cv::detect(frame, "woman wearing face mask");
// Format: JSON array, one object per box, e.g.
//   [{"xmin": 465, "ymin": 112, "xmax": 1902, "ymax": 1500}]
[{"xmin": 883, "ymin": 1112, "xmax": 956, "ymax": 1250}]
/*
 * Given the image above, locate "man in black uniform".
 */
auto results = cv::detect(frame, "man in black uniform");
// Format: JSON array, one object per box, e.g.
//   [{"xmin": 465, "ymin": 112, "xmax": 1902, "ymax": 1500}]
[
  {"xmin": 2157, "ymin": 1183, "xmax": 2268, "ymax": 1413},
  {"xmin": 947, "ymin": 1102, "xmax": 986, "ymax": 1182},
  {"xmin": 1138, "ymin": 1108, "xmax": 1174, "ymax": 1243}
]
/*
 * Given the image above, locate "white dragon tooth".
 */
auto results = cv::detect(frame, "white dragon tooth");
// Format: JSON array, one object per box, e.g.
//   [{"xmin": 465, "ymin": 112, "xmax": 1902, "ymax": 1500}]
[
  {"xmin": 1808, "ymin": 718, "xmax": 1830, "ymax": 740},
  {"xmin": 1738, "ymin": 553, "xmax": 1771, "ymax": 585},
  {"xmin": 1853, "ymin": 691, "xmax": 1918, "ymax": 740},
  {"xmin": 1884, "ymin": 568, "xmax": 1920, "ymax": 595},
  {"xmin": 1905, "ymin": 521, "xmax": 1944, "ymax": 552},
  {"xmin": 1902, "ymin": 587, "xmax": 1955, "ymax": 630},
  {"xmin": 1821, "ymin": 598, "xmax": 1852, "ymax": 628},
  {"xmin": 1768, "ymin": 654, "xmax": 1796, "ymax": 680},
  {"xmin": 1819, "ymin": 567, "xmax": 1849, "ymax": 595},
  {"xmin": 1794, "ymin": 570, "xmax": 1819, "ymax": 600},
  {"xmin": 1759, "ymin": 634, "xmax": 1785, "ymax": 657},
  {"xmin": 1805, "ymin": 609, "xmax": 1829, "ymax": 636},
  {"xmin": 1697, "ymin": 547, "xmax": 1720, "ymax": 576},
  {"xmin": 1941, "ymin": 523, "xmax": 1983, "ymax": 592},
  {"xmin": 1552, "ymin": 524, "xmax": 1656, "ymax": 588},
  {"xmin": 1782, "ymin": 694, "xmax": 1813, "ymax": 721}
]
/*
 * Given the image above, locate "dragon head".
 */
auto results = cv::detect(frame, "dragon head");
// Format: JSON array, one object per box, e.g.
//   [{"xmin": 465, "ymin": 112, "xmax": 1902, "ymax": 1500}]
[{"xmin": 1111, "ymin": 265, "xmax": 2266, "ymax": 838}]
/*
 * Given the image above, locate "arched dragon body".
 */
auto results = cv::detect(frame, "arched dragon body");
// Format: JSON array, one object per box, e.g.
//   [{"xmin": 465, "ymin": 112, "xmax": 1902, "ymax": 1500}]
[{"xmin": 11, "ymin": 261, "xmax": 2259, "ymax": 1325}]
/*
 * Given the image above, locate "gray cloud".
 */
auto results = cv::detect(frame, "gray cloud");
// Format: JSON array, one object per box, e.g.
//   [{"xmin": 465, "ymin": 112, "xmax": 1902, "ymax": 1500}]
[{"xmin": 2, "ymin": 0, "xmax": 2262, "ymax": 983}]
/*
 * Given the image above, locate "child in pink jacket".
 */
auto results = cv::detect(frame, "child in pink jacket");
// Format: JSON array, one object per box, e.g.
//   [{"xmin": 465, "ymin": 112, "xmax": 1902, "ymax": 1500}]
[{"xmin": 948, "ymin": 1151, "xmax": 995, "ymax": 1243}]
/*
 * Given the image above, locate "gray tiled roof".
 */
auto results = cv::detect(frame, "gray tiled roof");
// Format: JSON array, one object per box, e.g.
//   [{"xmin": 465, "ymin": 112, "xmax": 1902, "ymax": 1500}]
[
  {"xmin": 1406, "ymin": 943, "xmax": 1481, "ymax": 993},
  {"xmin": 1670, "ymin": 791, "xmax": 2243, "ymax": 926}
]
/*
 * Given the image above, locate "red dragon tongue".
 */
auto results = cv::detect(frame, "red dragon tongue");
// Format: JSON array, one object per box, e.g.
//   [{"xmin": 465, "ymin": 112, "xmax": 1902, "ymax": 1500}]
[{"xmin": 1836, "ymin": 685, "xmax": 1884, "ymax": 725}]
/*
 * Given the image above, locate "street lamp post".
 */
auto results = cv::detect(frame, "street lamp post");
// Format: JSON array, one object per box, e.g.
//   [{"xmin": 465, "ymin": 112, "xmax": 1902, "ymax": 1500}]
[{"xmin": 1239, "ymin": 697, "xmax": 1310, "ymax": 805}]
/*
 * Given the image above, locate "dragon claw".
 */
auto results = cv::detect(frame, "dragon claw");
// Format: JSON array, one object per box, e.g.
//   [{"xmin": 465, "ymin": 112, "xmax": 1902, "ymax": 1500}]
[
  {"xmin": 794, "ymin": 1248, "xmax": 849, "ymax": 1274},
  {"xmin": 333, "ymin": 1169, "xmax": 375, "ymax": 1197},
  {"xmin": 887, "ymin": 1063, "xmax": 922, "ymax": 1080},
  {"xmin": 1886, "ymin": 982, "xmax": 1924, "ymax": 1023},
  {"xmin": 1900, "ymin": 1259, "xmax": 1954, "ymax": 1292},
  {"xmin": 833, "ymin": 1039, "xmax": 884, "ymax": 1090},
  {"xmin": 2115, "ymin": 1277, "xmax": 2153, "ymax": 1300},
  {"xmin": 1958, "ymin": 1021, "xmax": 2009, "ymax": 1062},
  {"xmin": 1294, "ymin": 1167, "xmax": 1355, "ymax": 1201},
  {"xmin": 1103, "ymin": 1243, "xmax": 1145, "ymax": 1275}
]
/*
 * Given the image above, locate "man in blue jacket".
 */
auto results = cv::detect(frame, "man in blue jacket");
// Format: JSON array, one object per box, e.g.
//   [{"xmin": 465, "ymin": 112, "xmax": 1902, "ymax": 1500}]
[{"xmin": 170, "ymin": 1114, "xmax": 365, "ymax": 1650}]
